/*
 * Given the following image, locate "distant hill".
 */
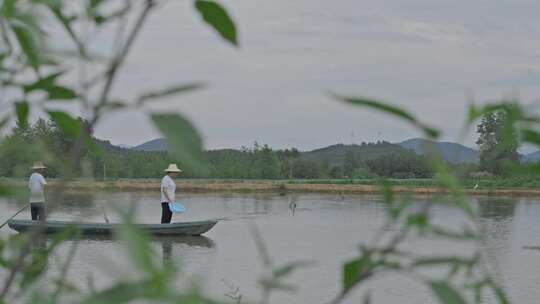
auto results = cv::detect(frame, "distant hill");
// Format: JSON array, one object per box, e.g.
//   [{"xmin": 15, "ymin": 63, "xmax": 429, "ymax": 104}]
[
  {"xmin": 302, "ymin": 142, "xmax": 405, "ymax": 167},
  {"xmin": 123, "ymin": 137, "xmax": 540, "ymax": 164},
  {"xmin": 523, "ymin": 151, "xmax": 540, "ymax": 162},
  {"xmin": 398, "ymin": 138, "xmax": 479, "ymax": 164},
  {"xmin": 133, "ymin": 138, "xmax": 168, "ymax": 152}
]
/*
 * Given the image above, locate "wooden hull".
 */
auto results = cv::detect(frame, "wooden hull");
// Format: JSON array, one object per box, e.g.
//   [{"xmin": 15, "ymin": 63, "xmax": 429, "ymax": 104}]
[{"xmin": 7, "ymin": 219, "xmax": 218, "ymax": 236}]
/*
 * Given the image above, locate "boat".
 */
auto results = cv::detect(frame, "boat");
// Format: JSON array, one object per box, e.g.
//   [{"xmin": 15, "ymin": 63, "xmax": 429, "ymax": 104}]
[{"xmin": 7, "ymin": 219, "xmax": 218, "ymax": 236}]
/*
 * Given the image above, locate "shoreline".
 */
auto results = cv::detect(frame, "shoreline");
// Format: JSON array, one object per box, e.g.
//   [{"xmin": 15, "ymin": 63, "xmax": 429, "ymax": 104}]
[{"xmin": 2, "ymin": 179, "xmax": 540, "ymax": 196}]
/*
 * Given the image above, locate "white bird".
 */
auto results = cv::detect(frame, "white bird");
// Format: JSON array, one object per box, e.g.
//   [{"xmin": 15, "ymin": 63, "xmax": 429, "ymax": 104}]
[{"xmin": 473, "ymin": 184, "xmax": 479, "ymax": 190}]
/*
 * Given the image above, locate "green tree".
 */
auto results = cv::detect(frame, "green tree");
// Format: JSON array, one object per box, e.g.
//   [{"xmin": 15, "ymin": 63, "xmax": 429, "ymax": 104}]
[
  {"xmin": 476, "ymin": 111, "xmax": 520, "ymax": 175},
  {"xmin": 277, "ymin": 148, "xmax": 301, "ymax": 178}
]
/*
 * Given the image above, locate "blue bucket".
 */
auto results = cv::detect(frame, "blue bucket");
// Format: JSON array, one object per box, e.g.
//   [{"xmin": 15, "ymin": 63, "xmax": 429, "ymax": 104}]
[{"xmin": 169, "ymin": 202, "xmax": 186, "ymax": 213}]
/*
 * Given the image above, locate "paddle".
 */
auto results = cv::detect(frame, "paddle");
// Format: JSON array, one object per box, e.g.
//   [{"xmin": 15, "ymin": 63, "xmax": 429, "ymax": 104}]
[{"xmin": 0, "ymin": 205, "xmax": 29, "ymax": 229}]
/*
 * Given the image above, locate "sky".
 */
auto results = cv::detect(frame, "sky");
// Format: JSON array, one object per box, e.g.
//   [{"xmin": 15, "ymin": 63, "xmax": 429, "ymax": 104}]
[{"xmin": 13, "ymin": 0, "xmax": 540, "ymax": 151}]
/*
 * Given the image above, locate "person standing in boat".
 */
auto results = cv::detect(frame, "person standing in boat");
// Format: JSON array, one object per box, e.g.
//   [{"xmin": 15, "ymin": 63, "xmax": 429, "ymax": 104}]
[
  {"xmin": 29, "ymin": 161, "xmax": 47, "ymax": 221},
  {"xmin": 161, "ymin": 164, "xmax": 182, "ymax": 224}
]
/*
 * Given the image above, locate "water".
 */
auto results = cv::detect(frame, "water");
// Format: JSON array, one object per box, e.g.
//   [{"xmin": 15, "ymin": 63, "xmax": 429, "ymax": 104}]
[{"xmin": 1, "ymin": 191, "xmax": 540, "ymax": 303}]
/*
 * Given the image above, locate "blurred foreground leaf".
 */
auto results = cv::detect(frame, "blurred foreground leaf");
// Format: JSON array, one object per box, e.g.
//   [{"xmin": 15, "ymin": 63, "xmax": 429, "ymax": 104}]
[
  {"xmin": 151, "ymin": 113, "xmax": 207, "ymax": 174},
  {"xmin": 334, "ymin": 94, "xmax": 440, "ymax": 139},
  {"xmin": 115, "ymin": 222, "xmax": 157, "ymax": 276},
  {"xmin": 429, "ymin": 281, "xmax": 466, "ymax": 304},
  {"xmin": 194, "ymin": 0, "xmax": 238, "ymax": 46},
  {"xmin": 15, "ymin": 101, "xmax": 29, "ymax": 129},
  {"xmin": 137, "ymin": 83, "xmax": 205, "ymax": 106},
  {"xmin": 47, "ymin": 111, "xmax": 81, "ymax": 138},
  {"xmin": 10, "ymin": 15, "xmax": 43, "ymax": 70}
]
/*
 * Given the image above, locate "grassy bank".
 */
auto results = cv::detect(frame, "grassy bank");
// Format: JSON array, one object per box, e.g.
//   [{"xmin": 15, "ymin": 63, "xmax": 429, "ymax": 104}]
[{"xmin": 1, "ymin": 178, "xmax": 539, "ymax": 196}]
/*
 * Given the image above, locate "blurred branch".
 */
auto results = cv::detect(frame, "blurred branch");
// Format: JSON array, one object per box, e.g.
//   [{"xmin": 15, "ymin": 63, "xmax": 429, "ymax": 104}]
[{"xmin": 92, "ymin": 0, "xmax": 157, "ymax": 125}]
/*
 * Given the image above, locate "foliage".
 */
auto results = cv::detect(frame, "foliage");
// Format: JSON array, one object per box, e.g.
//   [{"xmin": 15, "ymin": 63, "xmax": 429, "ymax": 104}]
[
  {"xmin": 0, "ymin": 122, "xmax": 446, "ymax": 180},
  {"xmin": 365, "ymin": 151, "xmax": 434, "ymax": 178},
  {"xmin": 476, "ymin": 110, "xmax": 520, "ymax": 175}
]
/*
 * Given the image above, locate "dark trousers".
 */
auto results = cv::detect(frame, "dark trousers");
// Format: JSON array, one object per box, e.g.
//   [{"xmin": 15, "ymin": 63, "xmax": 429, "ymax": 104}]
[
  {"xmin": 30, "ymin": 203, "xmax": 46, "ymax": 221},
  {"xmin": 161, "ymin": 202, "xmax": 172, "ymax": 224}
]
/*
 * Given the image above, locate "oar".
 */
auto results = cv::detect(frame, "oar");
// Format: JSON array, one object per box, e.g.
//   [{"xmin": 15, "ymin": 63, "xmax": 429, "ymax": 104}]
[{"xmin": 0, "ymin": 205, "xmax": 29, "ymax": 229}]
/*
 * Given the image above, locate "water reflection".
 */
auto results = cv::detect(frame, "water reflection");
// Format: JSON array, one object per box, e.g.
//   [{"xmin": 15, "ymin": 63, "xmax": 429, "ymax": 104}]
[
  {"xmin": 39, "ymin": 234, "xmax": 215, "ymax": 269},
  {"xmin": 159, "ymin": 236, "xmax": 215, "ymax": 264},
  {"xmin": 477, "ymin": 197, "xmax": 518, "ymax": 279},
  {"xmin": 477, "ymin": 197, "xmax": 517, "ymax": 221},
  {"xmin": 289, "ymin": 196, "xmax": 297, "ymax": 216}
]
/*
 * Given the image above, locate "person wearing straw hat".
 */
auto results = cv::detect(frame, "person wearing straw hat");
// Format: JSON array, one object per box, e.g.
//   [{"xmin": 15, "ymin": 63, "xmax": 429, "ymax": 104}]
[
  {"xmin": 29, "ymin": 161, "xmax": 47, "ymax": 221},
  {"xmin": 160, "ymin": 164, "xmax": 182, "ymax": 224}
]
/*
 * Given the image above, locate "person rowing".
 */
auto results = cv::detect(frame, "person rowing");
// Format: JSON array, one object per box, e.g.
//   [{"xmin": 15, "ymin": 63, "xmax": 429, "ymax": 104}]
[
  {"xmin": 160, "ymin": 164, "xmax": 182, "ymax": 224},
  {"xmin": 29, "ymin": 161, "xmax": 47, "ymax": 221}
]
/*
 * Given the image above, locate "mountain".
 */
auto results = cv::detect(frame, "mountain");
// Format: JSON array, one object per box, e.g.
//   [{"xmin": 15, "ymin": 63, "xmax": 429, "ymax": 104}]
[
  {"xmin": 133, "ymin": 138, "xmax": 168, "ymax": 152},
  {"xmin": 523, "ymin": 151, "xmax": 540, "ymax": 162},
  {"xmin": 302, "ymin": 142, "xmax": 405, "ymax": 167},
  {"xmin": 398, "ymin": 138, "xmax": 479, "ymax": 164},
  {"xmin": 128, "ymin": 137, "xmax": 540, "ymax": 164}
]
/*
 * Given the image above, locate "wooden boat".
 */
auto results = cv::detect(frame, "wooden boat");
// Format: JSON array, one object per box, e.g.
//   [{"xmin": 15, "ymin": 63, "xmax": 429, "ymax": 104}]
[{"xmin": 7, "ymin": 219, "xmax": 218, "ymax": 236}]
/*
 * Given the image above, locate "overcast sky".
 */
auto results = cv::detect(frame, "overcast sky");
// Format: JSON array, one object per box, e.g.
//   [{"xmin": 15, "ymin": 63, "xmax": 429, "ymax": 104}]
[{"xmin": 67, "ymin": 1, "xmax": 540, "ymax": 151}]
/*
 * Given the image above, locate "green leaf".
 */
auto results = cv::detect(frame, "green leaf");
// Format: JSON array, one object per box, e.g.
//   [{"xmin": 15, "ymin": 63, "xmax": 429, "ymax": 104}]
[
  {"xmin": 334, "ymin": 94, "xmax": 440, "ymax": 139},
  {"xmin": 272, "ymin": 261, "xmax": 313, "ymax": 278},
  {"xmin": 48, "ymin": 111, "xmax": 81, "ymax": 138},
  {"xmin": 47, "ymin": 85, "xmax": 77, "ymax": 100},
  {"xmin": 102, "ymin": 100, "xmax": 127, "ymax": 110},
  {"xmin": 258, "ymin": 278, "xmax": 297, "ymax": 293},
  {"xmin": 23, "ymin": 71, "xmax": 63, "ymax": 93},
  {"xmin": 429, "ymin": 281, "xmax": 466, "ymax": 304},
  {"xmin": 194, "ymin": 0, "xmax": 238, "ymax": 46},
  {"xmin": 21, "ymin": 248, "xmax": 48, "ymax": 287},
  {"xmin": 15, "ymin": 101, "xmax": 29, "ymax": 128},
  {"xmin": 21, "ymin": 227, "xmax": 78, "ymax": 287},
  {"xmin": 115, "ymin": 223, "xmax": 157, "ymax": 275},
  {"xmin": 491, "ymin": 283, "xmax": 510, "ymax": 304},
  {"xmin": 80, "ymin": 280, "xmax": 158, "ymax": 304},
  {"xmin": 0, "ymin": 115, "xmax": 10, "ymax": 131},
  {"xmin": 10, "ymin": 17, "xmax": 42, "ymax": 70},
  {"xmin": 137, "ymin": 83, "xmax": 205, "ymax": 106},
  {"xmin": 1, "ymin": 0, "xmax": 17, "ymax": 17},
  {"xmin": 406, "ymin": 213, "xmax": 428, "ymax": 229},
  {"xmin": 521, "ymin": 129, "xmax": 540, "ymax": 147},
  {"xmin": 343, "ymin": 255, "xmax": 371, "ymax": 292},
  {"xmin": 413, "ymin": 256, "xmax": 475, "ymax": 268},
  {"xmin": 150, "ymin": 113, "xmax": 207, "ymax": 173}
]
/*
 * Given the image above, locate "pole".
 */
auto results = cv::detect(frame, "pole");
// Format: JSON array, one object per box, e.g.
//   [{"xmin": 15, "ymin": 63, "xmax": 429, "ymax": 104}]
[{"xmin": 0, "ymin": 205, "xmax": 29, "ymax": 229}]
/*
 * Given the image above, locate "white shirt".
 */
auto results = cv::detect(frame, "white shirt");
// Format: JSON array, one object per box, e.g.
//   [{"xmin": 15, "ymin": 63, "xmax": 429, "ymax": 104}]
[
  {"xmin": 160, "ymin": 175, "xmax": 176, "ymax": 203},
  {"xmin": 29, "ymin": 172, "xmax": 47, "ymax": 203}
]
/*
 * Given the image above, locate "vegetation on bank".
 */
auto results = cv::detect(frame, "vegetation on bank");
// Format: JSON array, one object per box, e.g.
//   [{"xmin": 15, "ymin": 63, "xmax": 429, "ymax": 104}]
[
  {"xmin": 2, "ymin": 177, "xmax": 539, "ymax": 196},
  {"xmin": 1, "ymin": 116, "xmax": 538, "ymax": 183}
]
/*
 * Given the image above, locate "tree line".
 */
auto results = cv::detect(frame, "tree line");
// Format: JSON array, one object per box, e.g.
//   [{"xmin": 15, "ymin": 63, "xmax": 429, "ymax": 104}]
[{"xmin": 0, "ymin": 112, "xmax": 531, "ymax": 180}]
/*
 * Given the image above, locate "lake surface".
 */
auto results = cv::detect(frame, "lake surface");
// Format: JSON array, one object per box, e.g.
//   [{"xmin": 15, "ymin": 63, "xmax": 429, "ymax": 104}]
[{"xmin": 1, "ymin": 191, "xmax": 540, "ymax": 303}]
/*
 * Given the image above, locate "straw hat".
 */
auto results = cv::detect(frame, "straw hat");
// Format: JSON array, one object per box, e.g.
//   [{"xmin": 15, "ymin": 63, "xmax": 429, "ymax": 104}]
[
  {"xmin": 164, "ymin": 163, "xmax": 182, "ymax": 173},
  {"xmin": 31, "ymin": 161, "xmax": 47, "ymax": 170}
]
